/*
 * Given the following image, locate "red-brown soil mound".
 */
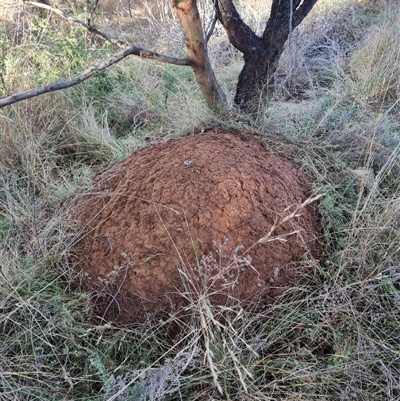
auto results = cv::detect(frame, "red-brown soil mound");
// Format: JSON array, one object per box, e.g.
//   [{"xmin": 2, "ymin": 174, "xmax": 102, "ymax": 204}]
[{"xmin": 72, "ymin": 131, "xmax": 322, "ymax": 322}]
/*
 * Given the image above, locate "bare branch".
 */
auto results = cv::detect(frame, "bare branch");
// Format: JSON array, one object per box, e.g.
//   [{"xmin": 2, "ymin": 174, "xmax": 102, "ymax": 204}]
[
  {"xmin": 25, "ymin": 0, "xmax": 128, "ymax": 48},
  {"xmin": 205, "ymin": 2, "xmax": 218, "ymax": 43},
  {"xmin": 293, "ymin": 0, "xmax": 319, "ymax": 29},
  {"xmin": 0, "ymin": 46, "xmax": 192, "ymax": 108},
  {"xmin": 87, "ymin": 0, "xmax": 100, "ymax": 27}
]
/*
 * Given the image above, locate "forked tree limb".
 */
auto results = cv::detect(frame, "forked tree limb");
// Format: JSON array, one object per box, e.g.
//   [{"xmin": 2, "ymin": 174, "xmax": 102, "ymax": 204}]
[
  {"xmin": 215, "ymin": 0, "xmax": 259, "ymax": 53},
  {"xmin": 293, "ymin": 0, "xmax": 319, "ymax": 28},
  {"xmin": 215, "ymin": 0, "xmax": 318, "ymax": 54},
  {"xmin": 263, "ymin": 0, "xmax": 318, "ymax": 42},
  {"xmin": 0, "ymin": 46, "xmax": 192, "ymax": 108},
  {"xmin": 212, "ymin": 0, "xmax": 319, "ymax": 108},
  {"xmin": 0, "ymin": 0, "xmax": 193, "ymax": 107}
]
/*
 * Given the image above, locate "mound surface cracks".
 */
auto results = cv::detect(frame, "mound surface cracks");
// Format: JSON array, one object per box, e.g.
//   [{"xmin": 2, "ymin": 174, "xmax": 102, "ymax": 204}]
[{"xmin": 73, "ymin": 131, "xmax": 322, "ymax": 322}]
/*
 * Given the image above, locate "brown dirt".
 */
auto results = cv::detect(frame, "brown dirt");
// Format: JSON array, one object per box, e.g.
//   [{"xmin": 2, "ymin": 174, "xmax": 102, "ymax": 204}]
[{"xmin": 72, "ymin": 131, "xmax": 323, "ymax": 322}]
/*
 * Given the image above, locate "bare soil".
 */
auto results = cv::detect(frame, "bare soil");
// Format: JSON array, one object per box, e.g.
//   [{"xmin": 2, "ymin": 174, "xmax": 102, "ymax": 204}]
[{"xmin": 72, "ymin": 131, "xmax": 323, "ymax": 322}]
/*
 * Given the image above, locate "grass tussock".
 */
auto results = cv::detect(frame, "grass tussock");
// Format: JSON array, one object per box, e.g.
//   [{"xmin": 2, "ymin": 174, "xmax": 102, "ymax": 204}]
[
  {"xmin": 1, "ymin": 0, "xmax": 400, "ymax": 400},
  {"xmin": 347, "ymin": 4, "xmax": 400, "ymax": 107}
]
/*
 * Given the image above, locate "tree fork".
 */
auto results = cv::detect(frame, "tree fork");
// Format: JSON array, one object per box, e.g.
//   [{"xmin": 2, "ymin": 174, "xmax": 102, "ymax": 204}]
[{"xmin": 215, "ymin": 0, "xmax": 318, "ymax": 111}]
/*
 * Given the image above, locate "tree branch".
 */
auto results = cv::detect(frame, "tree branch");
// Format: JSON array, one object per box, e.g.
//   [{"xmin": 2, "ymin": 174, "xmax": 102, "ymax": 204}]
[
  {"xmin": 293, "ymin": 0, "xmax": 319, "ymax": 29},
  {"xmin": 25, "ymin": 0, "xmax": 130, "ymax": 49},
  {"xmin": 0, "ymin": 46, "xmax": 192, "ymax": 108},
  {"xmin": 87, "ymin": 0, "xmax": 100, "ymax": 28},
  {"xmin": 215, "ymin": 0, "xmax": 260, "ymax": 54},
  {"xmin": 205, "ymin": 7, "xmax": 218, "ymax": 43},
  {"xmin": 263, "ymin": 0, "xmax": 318, "ymax": 42}
]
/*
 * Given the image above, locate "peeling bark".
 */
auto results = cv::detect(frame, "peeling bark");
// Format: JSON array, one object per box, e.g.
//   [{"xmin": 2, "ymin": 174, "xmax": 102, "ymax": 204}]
[{"xmin": 170, "ymin": 0, "xmax": 227, "ymax": 111}]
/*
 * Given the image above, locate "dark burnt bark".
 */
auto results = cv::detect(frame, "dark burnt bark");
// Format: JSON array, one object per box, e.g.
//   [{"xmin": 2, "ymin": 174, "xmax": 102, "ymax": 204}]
[
  {"xmin": 216, "ymin": 0, "xmax": 318, "ymax": 111},
  {"xmin": 233, "ymin": 36, "xmax": 284, "ymax": 109}
]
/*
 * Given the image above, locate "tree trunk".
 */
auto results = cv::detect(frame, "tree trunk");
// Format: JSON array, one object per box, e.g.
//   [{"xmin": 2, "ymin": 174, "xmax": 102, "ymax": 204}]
[
  {"xmin": 170, "ymin": 0, "xmax": 226, "ymax": 111},
  {"xmin": 216, "ymin": 0, "xmax": 318, "ymax": 111},
  {"xmin": 234, "ymin": 36, "xmax": 286, "ymax": 109}
]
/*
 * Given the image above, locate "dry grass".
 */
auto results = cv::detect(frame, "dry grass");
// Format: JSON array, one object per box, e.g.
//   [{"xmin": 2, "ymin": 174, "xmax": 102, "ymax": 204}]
[{"xmin": 1, "ymin": 0, "xmax": 400, "ymax": 400}]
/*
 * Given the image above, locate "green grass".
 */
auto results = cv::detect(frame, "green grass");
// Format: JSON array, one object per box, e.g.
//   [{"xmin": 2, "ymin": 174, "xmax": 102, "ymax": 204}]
[{"xmin": 1, "ymin": 0, "xmax": 399, "ymax": 400}]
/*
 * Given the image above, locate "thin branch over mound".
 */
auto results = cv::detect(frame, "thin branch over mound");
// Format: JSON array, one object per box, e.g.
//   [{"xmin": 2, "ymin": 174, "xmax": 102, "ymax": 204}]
[
  {"xmin": 0, "ymin": 0, "xmax": 190, "ymax": 108},
  {"xmin": 0, "ymin": 46, "xmax": 192, "ymax": 108},
  {"xmin": 25, "ymin": 0, "xmax": 129, "ymax": 48}
]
